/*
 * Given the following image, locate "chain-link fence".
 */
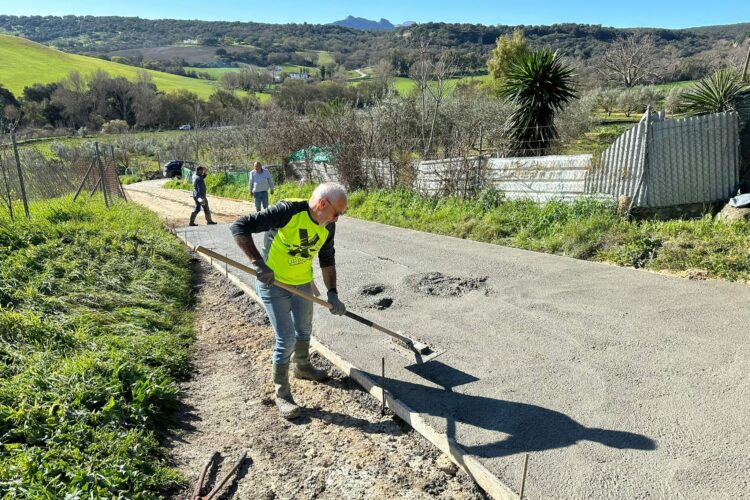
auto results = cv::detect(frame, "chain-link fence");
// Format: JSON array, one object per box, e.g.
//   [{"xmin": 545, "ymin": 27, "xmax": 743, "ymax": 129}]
[{"xmin": 0, "ymin": 135, "xmax": 126, "ymax": 220}]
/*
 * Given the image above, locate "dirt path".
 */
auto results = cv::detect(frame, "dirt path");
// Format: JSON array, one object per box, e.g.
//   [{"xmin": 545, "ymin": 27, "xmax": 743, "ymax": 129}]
[
  {"xmin": 125, "ymin": 182, "xmax": 485, "ymax": 499},
  {"xmin": 124, "ymin": 179, "xmax": 252, "ymax": 226}
]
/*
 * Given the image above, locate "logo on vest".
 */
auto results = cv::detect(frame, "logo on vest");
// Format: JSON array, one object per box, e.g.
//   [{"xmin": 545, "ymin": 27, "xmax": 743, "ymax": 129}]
[{"xmin": 285, "ymin": 228, "xmax": 321, "ymax": 260}]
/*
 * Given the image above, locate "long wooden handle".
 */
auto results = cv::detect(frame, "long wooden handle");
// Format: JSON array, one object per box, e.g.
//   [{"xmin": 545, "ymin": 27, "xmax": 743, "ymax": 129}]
[
  {"xmin": 196, "ymin": 246, "xmax": 333, "ymax": 309},
  {"xmin": 195, "ymin": 246, "xmax": 429, "ymax": 353}
]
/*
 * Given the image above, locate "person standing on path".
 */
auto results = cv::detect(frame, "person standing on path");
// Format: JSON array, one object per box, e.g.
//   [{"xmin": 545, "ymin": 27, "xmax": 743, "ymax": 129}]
[
  {"xmin": 230, "ymin": 182, "xmax": 348, "ymax": 419},
  {"xmin": 249, "ymin": 161, "xmax": 274, "ymax": 212},
  {"xmin": 189, "ymin": 166, "xmax": 217, "ymax": 226}
]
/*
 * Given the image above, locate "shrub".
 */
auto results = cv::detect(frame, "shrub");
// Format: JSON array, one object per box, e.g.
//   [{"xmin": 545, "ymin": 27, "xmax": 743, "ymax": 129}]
[{"xmin": 101, "ymin": 119, "xmax": 130, "ymax": 134}]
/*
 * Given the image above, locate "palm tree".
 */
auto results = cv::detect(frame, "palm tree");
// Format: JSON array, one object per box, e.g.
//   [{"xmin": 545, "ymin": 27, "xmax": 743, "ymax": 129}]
[
  {"xmin": 682, "ymin": 69, "xmax": 749, "ymax": 116},
  {"xmin": 498, "ymin": 48, "xmax": 577, "ymax": 156}
]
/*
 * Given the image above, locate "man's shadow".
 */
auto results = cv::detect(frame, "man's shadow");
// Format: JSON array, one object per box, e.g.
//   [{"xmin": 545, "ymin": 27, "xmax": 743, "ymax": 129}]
[{"xmin": 357, "ymin": 360, "xmax": 656, "ymax": 458}]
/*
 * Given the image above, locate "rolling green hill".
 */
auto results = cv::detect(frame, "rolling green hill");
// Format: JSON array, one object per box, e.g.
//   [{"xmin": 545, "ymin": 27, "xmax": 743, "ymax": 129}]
[{"xmin": 0, "ymin": 34, "xmax": 222, "ymax": 99}]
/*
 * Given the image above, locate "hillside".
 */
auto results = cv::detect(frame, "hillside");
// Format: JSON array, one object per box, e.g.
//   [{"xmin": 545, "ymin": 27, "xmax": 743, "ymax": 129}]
[
  {"xmin": 2, "ymin": 15, "xmax": 748, "ymax": 75},
  {"xmin": 0, "ymin": 34, "xmax": 222, "ymax": 98}
]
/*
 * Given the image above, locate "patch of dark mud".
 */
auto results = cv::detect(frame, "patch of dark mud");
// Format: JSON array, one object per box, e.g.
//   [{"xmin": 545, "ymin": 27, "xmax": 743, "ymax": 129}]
[
  {"xmin": 374, "ymin": 298, "xmax": 394, "ymax": 310},
  {"xmin": 361, "ymin": 284, "xmax": 386, "ymax": 296},
  {"xmin": 407, "ymin": 272, "xmax": 489, "ymax": 297}
]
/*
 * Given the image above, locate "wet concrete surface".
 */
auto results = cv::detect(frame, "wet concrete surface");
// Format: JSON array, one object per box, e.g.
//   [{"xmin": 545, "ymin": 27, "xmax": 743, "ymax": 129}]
[{"xmin": 178, "ymin": 218, "xmax": 750, "ymax": 499}]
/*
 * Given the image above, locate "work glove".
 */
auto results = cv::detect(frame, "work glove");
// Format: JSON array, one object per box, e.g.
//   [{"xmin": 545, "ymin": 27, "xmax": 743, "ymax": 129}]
[
  {"xmin": 197, "ymin": 197, "xmax": 206, "ymax": 206},
  {"xmin": 270, "ymin": 189, "xmax": 274, "ymax": 195},
  {"xmin": 327, "ymin": 290, "xmax": 346, "ymax": 316},
  {"xmin": 252, "ymin": 259, "xmax": 275, "ymax": 286}
]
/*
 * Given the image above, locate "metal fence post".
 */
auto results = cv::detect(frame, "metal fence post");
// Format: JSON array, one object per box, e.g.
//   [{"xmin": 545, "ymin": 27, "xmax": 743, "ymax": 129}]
[
  {"xmin": 94, "ymin": 142, "xmax": 110, "ymax": 208},
  {"xmin": 10, "ymin": 132, "xmax": 30, "ymax": 219}
]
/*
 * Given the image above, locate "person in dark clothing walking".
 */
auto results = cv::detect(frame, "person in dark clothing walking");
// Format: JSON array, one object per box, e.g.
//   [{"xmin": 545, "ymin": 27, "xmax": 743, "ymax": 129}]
[{"xmin": 190, "ymin": 166, "xmax": 217, "ymax": 226}]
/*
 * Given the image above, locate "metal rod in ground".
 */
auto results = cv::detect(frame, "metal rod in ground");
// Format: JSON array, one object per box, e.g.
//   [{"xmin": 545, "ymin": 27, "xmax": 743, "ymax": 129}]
[
  {"xmin": 73, "ymin": 157, "xmax": 97, "ymax": 203},
  {"xmin": 381, "ymin": 357, "xmax": 385, "ymax": 416},
  {"xmin": 519, "ymin": 453, "xmax": 529, "ymax": 500},
  {"xmin": 10, "ymin": 132, "xmax": 29, "ymax": 219}
]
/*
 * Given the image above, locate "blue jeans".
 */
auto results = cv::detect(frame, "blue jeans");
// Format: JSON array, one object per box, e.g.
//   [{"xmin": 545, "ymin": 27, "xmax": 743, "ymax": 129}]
[
  {"xmin": 253, "ymin": 191, "xmax": 269, "ymax": 212},
  {"xmin": 256, "ymin": 281, "xmax": 313, "ymax": 364}
]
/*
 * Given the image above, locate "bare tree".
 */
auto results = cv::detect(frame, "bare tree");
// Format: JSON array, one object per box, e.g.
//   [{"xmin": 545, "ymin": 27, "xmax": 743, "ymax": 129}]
[
  {"xmin": 598, "ymin": 34, "xmax": 661, "ymax": 88},
  {"xmin": 52, "ymin": 71, "xmax": 90, "ymax": 129},
  {"xmin": 130, "ymin": 71, "xmax": 160, "ymax": 129},
  {"xmin": 409, "ymin": 43, "xmax": 457, "ymax": 157}
]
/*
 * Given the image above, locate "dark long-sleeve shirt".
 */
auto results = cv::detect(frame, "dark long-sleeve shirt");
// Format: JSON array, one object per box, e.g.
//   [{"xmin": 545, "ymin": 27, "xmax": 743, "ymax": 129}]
[
  {"xmin": 192, "ymin": 174, "xmax": 206, "ymax": 198},
  {"xmin": 231, "ymin": 200, "xmax": 335, "ymax": 284}
]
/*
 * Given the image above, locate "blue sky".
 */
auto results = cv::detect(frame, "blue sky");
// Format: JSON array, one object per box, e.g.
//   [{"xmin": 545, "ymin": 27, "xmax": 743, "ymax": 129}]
[{"xmin": 0, "ymin": 0, "xmax": 749, "ymax": 29}]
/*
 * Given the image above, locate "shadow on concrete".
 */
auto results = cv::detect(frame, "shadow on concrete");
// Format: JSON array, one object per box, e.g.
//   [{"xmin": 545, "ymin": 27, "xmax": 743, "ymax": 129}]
[{"xmin": 362, "ymin": 360, "xmax": 657, "ymax": 459}]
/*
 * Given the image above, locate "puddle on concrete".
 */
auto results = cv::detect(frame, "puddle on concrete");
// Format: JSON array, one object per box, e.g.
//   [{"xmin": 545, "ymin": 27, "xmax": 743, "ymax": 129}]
[{"xmin": 407, "ymin": 272, "xmax": 489, "ymax": 297}]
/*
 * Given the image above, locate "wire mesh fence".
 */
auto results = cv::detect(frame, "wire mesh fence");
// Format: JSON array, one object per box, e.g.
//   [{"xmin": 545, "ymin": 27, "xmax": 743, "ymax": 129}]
[{"xmin": 0, "ymin": 135, "xmax": 126, "ymax": 220}]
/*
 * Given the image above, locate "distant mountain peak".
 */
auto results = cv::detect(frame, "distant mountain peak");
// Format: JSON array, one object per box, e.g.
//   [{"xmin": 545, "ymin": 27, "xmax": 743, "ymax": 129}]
[{"xmin": 330, "ymin": 16, "xmax": 395, "ymax": 31}]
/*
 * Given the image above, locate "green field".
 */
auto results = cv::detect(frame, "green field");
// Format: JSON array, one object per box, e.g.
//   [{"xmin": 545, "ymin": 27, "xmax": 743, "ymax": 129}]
[
  {"xmin": 392, "ymin": 74, "xmax": 493, "ymax": 96},
  {"xmin": 0, "ymin": 35, "xmax": 222, "ymax": 99},
  {"xmin": 316, "ymin": 50, "xmax": 335, "ymax": 66}
]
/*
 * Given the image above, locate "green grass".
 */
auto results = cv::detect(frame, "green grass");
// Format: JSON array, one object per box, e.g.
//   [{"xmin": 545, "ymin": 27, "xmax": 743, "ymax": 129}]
[
  {"xmin": 563, "ymin": 123, "xmax": 634, "ymax": 156},
  {"xmin": 119, "ymin": 174, "xmax": 142, "ymax": 185},
  {"xmin": 0, "ymin": 34, "xmax": 222, "ymax": 99},
  {"xmin": 0, "ymin": 198, "xmax": 193, "ymax": 497}
]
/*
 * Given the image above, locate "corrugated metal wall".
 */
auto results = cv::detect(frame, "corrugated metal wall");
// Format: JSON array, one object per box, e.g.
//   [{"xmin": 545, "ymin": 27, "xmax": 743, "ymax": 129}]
[
  {"xmin": 647, "ymin": 112, "xmax": 739, "ymax": 206},
  {"xmin": 586, "ymin": 111, "xmax": 740, "ymax": 207},
  {"xmin": 585, "ymin": 116, "xmax": 649, "ymax": 205}
]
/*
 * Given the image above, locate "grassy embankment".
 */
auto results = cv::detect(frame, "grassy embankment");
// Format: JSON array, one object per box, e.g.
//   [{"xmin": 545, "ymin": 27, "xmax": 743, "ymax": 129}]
[
  {"xmin": 165, "ymin": 180, "xmax": 750, "ymax": 282},
  {"xmin": 0, "ymin": 199, "xmax": 193, "ymax": 496},
  {"xmin": 0, "ymin": 34, "xmax": 221, "ymax": 99}
]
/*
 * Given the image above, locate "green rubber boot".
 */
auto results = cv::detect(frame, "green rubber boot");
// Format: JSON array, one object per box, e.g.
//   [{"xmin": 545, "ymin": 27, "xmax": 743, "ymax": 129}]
[
  {"xmin": 293, "ymin": 340, "xmax": 329, "ymax": 381},
  {"xmin": 272, "ymin": 363, "xmax": 301, "ymax": 419}
]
